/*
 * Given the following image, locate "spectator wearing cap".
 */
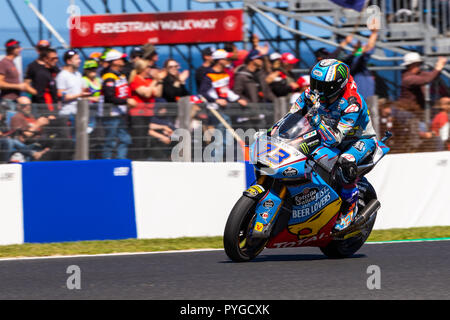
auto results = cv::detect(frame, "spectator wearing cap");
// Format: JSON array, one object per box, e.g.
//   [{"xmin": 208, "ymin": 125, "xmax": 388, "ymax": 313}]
[
  {"xmin": 123, "ymin": 46, "xmax": 144, "ymax": 81},
  {"xmin": 100, "ymin": 49, "xmax": 135, "ymax": 159},
  {"xmin": 82, "ymin": 60, "xmax": 102, "ymax": 104},
  {"xmin": 56, "ymin": 50, "xmax": 92, "ymax": 117},
  {"xmin": 81, "ymin": 59, "xmax": 103, "ymax": 145},
  {"xmin": 89, "ymin": 52, "xmax": 102, "ymax": 62},
  {"xmin": 0, "ymin": 39, "xmax": 36, "ymax": 109},
  {"xmin": 195, "ymin": 47, "xmax": 214, "ymax": 90},
  {"xmin": 399, "ymin": 52, "xmax": 448, "ymax": 110},
  {"xmin": 199, "ymin": 49, "xmax": 247, "ymax": 160},
  {"xmin": 265, "ymin": 52, "xmax": 300, "ymax": 98},
  {"xmin": 162, "ymin": 58, "xmax": 190, "ymax": 103},
  {"xmin": 142, "ymin": 44, "xmax": 158, "ymax": 69},
  {"xmin": 24, "ymin": 47, "xmax": 59, "ymax": 112},
  {"xmin": 96, "ymin": 48, "xmax": 112, "ymax": 77},
  {"xmin": 198, "ymin": 49, "xmax": 247, "ymax": 108},
  {"xmin": 264, "ymin": 53, "xmax": 282, "ymax": 92},
  {"xmin": 233, "ymin": 49, "xmax": 265, "ymax": 103}
]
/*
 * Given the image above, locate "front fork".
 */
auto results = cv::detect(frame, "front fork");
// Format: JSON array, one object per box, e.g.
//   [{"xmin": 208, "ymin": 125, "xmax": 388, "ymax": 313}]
[{"xmin": 244, "ymin": 176, "xmax": 288, "ymax": 239}]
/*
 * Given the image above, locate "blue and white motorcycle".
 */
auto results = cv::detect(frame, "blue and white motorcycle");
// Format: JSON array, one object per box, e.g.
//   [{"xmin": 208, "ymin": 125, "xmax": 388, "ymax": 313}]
[{"xmin": 224, "ymin": 99, "xmax": 391, "ymax": 262}]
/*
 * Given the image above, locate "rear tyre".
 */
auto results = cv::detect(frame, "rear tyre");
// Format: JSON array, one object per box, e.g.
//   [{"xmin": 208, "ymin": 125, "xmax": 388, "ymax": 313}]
[
  {"xmin": 223, "ymin": 196, "xmax": 268, "ymax": 262},
  {"xmin": 320, "ymin": 178, "xmax": 377, "ymax": 259}
]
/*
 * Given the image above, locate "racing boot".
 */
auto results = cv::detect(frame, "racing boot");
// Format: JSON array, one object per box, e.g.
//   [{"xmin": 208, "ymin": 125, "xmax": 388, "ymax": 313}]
[{"xmin": 334, "ymin": 184, "xmax": 358, "ymax": 231}]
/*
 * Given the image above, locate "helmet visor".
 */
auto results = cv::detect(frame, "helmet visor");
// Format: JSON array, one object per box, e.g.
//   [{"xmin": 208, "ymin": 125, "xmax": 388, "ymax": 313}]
[{"xmin": 310, "ymin": 77, "xmax": 342, "ymax": 100}]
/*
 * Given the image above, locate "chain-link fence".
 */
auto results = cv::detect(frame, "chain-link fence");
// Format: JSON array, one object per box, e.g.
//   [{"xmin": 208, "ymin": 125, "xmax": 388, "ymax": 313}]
[{"xmin": 0, "ymin": 96, "xmax": 448, "ymax": 164}]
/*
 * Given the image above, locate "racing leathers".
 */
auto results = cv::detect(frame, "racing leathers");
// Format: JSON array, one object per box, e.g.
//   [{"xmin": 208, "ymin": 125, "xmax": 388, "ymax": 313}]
[{"xmin": 292, "ymin": 75, "xmax": 377, "ymax": 230}]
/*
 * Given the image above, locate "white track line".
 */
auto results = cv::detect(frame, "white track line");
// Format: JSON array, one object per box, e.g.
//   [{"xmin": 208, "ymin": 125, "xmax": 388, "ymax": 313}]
[
  {"xmin": 0, "ymin": 248, "xmax": 223, "ymax": 262},
  {"xmin": 366, "ymin": 238, "xmax": 450, "ymax": 245}
]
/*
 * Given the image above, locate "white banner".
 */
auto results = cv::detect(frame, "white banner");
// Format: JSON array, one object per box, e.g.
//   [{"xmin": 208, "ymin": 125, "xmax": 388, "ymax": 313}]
[
  {"xmin": 368, "ymin": 151, "xmax": 450, "ymax": 229},
  {"xmin": 0, "ymin": 164, "xmax": 24, "ymax": 245},
  {"xmin": 132, "ymin": 161, "xmax": 246, "ymax": 239}
]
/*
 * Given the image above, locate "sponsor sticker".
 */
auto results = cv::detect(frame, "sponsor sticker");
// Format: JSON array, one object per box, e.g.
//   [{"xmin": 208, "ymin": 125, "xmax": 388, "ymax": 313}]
[
  {"xmin": 299, "ymin": 143, "xmax": 309, "ymax": 154},
  {"xmin": 263, "ymin": 200, "xmax": 274, "ymax": 209},
  {"xmin": 341, "ymin": 153, "xmax": 356, "ymax": 162},
  {"xmin": 303, "ymin": 130, "xmax": 317, "ymax": 140},
  {"xmin": 260, "ymin": 212, "xmax": 269, "ymax": 221},
  {"xmin": 344, "ymin": 104, "xmax": 360, "ymax": 113},
  {"xmin": 113, "ymin": 167, "xmax": 129, "ymax": 176},
  {"xmin": 254, "ymin": 222, "xmax": 264, "ymax": 232},
  {"xmin": 319, "ymin": 59, "xmax": 336, "ymax": 67},
  {"xmin": 246, "ymin": 185, "xmax": 265, "ymax": 196},
  {"xmin": 312, "ymin": 69, "xmax": 323, "ymax": 77},
  {"xmin": 354, "ymin": 141, "xmax": 365, "ymax": 152},
  {"xmin": 294, "ymin": 187, "xmax": 319, "ymax": 206},
  {"xmin": 282, "ymin": 167, "xmax": 298, "ymax": 177}
]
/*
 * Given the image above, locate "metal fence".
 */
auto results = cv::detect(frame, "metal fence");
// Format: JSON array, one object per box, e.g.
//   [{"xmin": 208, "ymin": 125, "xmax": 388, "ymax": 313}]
[
  {"xmin": 366, "ymin": 0, "xmax": 450, "ymax": 39},
  {"xmin": 0, "ymin": 96, "xmax": 448, "ymax": 164}
]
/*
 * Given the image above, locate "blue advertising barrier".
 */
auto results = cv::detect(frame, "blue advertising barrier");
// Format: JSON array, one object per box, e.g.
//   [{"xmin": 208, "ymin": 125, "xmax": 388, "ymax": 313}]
[{"xmin": 21, "ymin": 160, "xmax": 137, "ymax": 243}]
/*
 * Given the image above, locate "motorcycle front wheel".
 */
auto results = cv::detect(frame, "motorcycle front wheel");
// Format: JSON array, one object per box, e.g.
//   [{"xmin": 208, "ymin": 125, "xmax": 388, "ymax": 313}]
[{"xmin": 223, "ymin": 196, "xmax": 268, "ymax": 262}]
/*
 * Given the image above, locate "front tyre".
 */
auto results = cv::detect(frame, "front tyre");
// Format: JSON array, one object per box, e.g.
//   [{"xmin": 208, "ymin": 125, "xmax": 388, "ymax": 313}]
[{"xmin": 223, "ymin": 196, "xmax": 268, "ymax": 262}]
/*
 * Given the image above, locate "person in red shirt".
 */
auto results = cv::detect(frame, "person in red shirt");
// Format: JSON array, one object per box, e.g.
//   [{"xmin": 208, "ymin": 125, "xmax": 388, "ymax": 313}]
[{"xmin": 128, "ymin": 59, "xmax": 164, "ymax": 159}]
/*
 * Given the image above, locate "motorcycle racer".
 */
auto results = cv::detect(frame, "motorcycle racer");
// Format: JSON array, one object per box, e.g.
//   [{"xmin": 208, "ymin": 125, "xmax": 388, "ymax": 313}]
[{"xmin": 291, "ymin": 59, "xmax": 377, "ymax": 231}]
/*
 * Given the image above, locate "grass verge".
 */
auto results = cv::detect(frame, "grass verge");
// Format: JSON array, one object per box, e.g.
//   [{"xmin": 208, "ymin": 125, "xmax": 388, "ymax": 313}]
[{"xmin": 0, "ymin": 226, "xmax": 449, "ymax": 258}]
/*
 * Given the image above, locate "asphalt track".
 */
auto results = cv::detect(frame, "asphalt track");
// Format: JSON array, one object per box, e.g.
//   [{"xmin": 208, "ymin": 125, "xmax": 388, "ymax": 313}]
[{"xmin": 0, "ymin": 240, "xmax": 448, "ymax": 300}]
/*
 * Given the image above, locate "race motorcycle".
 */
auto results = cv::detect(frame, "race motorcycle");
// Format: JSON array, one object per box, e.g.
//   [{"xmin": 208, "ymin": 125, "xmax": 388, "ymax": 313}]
[{"xmin": 224, "ymin": 97, "xmax": 391, "ymax": 262}]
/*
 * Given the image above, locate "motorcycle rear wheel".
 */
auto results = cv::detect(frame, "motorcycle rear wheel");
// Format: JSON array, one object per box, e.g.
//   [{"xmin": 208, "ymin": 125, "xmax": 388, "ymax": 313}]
[
  {"xmin": 320, "ymin": 179, "xmax": 377, "ymax": 259},
  {"xmin": 223, "ymin": 196, "xmax": 268, "ymax": 262}
]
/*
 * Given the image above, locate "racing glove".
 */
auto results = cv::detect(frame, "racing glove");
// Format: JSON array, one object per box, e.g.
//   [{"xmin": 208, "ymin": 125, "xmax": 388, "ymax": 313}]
[{"xmin": 310, "ymin": 114, "xmax": 321, "ymax": 127}]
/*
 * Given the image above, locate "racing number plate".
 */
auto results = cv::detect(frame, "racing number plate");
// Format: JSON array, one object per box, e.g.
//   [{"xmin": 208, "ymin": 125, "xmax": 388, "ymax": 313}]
[{"xmin": 257, "ymin": 141, "xmax": 291, "ymax": 167}]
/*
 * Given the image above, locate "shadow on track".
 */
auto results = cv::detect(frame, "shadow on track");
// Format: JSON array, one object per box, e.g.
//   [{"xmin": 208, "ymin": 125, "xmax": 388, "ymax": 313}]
[{"xmin": 220, "ymin": 252, "xmax": 366, "ymax": 263}]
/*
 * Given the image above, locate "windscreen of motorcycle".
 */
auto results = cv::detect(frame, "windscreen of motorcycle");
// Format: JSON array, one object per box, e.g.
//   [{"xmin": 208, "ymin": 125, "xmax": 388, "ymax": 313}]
[{"xmin": 271, "ymin": 112, "xmax": 320, "ymax": 154}]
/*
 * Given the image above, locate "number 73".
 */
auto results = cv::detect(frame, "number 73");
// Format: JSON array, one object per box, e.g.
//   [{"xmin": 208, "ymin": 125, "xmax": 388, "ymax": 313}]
[{"xmin": 257, "ymin": 142, "xmax": 290, "ymax": 165}]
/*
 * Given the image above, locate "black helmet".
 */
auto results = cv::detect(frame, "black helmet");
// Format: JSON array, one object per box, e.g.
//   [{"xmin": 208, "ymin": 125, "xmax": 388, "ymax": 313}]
[{"xmin": 309, "ymin": 59, "xmax": 350, "ymax": 101}]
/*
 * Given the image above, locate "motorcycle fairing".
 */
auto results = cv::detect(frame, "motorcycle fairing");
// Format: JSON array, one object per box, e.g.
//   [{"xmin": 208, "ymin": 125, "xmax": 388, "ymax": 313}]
[
  {"xmin": 250, "ymin": 135, "xmax": 307, "ymax": 176},
  {"xmin": 252, "ymin": 190, "xmax": 284, "ymax": 236},
  {"xmin": 287, "ymin": 177, "xmax": 340, "ymax": 225},
  {"xmin": 373, "ymin": 139, "xmax": 390, "ymax": 164},
  {"xmin": 266, "ymin": 173, "xmax": 342, "ymax": 248},
  {"xmin": 311, "ymin": 146, "xmax": 340, "ymax": 173},
  {"xmin": 265, "ymin": 198, "xmax": 340, "ymax": 249}
]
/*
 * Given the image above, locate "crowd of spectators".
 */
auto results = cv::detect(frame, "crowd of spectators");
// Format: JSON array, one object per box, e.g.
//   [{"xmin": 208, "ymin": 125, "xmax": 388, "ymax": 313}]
[{"xmin": 0, "ymin": 29, "xmax": 449, "ymax": 163}]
